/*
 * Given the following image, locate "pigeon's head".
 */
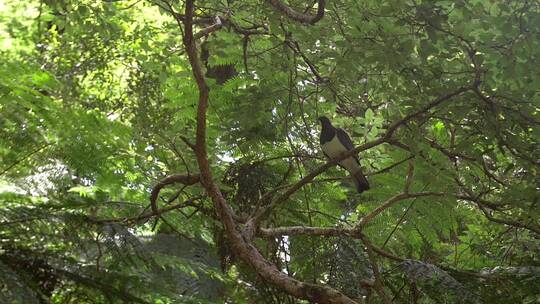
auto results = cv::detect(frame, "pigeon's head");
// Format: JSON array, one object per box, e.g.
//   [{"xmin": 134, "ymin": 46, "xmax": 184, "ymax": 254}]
[{"xmin": 318, "ymin": 116, "xmax": 332, "ymax": 126}]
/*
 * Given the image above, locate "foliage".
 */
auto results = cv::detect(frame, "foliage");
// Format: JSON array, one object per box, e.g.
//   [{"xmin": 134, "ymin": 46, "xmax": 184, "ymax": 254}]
[{"xmin": 1, "ymin": 0, "xmax": 539, "ymax": 303}]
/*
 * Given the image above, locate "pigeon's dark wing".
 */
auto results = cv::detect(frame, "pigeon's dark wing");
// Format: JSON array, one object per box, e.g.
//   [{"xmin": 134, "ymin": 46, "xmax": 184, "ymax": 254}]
[
  {"xmin": 335, "ymin": 128, "xmax": 354, "ymax": 150},
  {"xmin": 336, "ymin": 128, "xmax": 369, "ymax": 192},
  {"xmin": 336, "ymin": 128, "xmax": 360, "ymax": 164},
  {"xmin": 322, "ymin": 150, "xmax": 331, "ymax": 159}
]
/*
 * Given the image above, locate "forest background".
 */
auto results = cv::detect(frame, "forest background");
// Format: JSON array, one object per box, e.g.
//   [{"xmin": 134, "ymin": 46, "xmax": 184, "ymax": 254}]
[{"xmin": 1, "ymin": 0, "xmax": 539, "ymax": 303}]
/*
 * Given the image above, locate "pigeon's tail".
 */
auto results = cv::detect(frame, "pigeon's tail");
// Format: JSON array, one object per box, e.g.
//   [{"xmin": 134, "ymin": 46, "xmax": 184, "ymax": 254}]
[{"xmin": 352, "ymin": 171, "xmax": 370, "ymax": 193}]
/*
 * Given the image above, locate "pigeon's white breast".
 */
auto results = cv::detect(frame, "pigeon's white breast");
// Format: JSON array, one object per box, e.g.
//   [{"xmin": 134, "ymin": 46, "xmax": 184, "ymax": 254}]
[{"xmin": 322, "ymin": 135, "xmax": 360, "ymax": 173}]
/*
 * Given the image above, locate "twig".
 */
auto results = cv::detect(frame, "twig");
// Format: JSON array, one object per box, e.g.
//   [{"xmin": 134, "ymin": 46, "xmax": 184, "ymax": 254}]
[
  {"xmin": 0, "ymin": 143, "xmax": 52, "ymax": 176},
  {"xmin": 403, "ymin": 159, "xmax": 415, "ymax": 194},
  {"xmin": 359, "ymin": 234, "xmax": 392, "ymax": 304},
  {"xmin": 89, "ymin": 197, "xmax": 200, "ymax": 224},
  {"xmin": 381, "ymin": 200, "xmax": 415, "ymax": 249},
  {"xmin": 357, "ymin": 192, "xmax": 444, "ymax": 228},
  {"xmin": 179, "ymin": 135, "xmax": 197, "ymax": 151}
]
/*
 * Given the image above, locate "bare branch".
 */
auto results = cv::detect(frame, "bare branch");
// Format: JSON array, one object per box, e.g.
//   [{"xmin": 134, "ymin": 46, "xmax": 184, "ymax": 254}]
[
  {"xmin": 259, "ymin": 226, "xmax": 352, "ymax": 237},
  {"xmin": 477, "ymin": 203, "xmax": 540, "ymax": 235},
  {"xmin": 149, "ymin": 174, "xmax": 200, "ymax": 214},
  {"xmin": 359, "ymin": 234, "xmax": 392, "ymax": 304},
  {"xmin": 193, "ymin": 15, "xmax": 223, "ymax": 40},
  {"xmin": 227, "ymin": 21, "xmax": 269, "ymax": 35},
  {"xmin": 424, "ymin": 136, "xmax": 476, "ymax": 161},
  {"xmin": 0, "ymin": 143, "xmax": 52, "ymax": 176},
  {"xmin": 151, "ymin": 0, "xmax": 213, "ymax": 25},
  {"xmin": 179, "ymin": 135, "xmax": 197, "ymax": 151},
  {"xmin": 90, "ymin": 197, "xmax": 200, "ymax": 224},
  {"xmin": 367, "ymin": 238, "xmax": 406, "ymax": 262},
  {"xmin": 267, "ymin": 0, "xmax": 326, "ymax": 24},
  {"xmin": 368, "ymin": 155, "xmax": 415, "ymax": 176},
  {"xmin": 382, "ymin": 200, "xmax": 415, "ymax": 249}
]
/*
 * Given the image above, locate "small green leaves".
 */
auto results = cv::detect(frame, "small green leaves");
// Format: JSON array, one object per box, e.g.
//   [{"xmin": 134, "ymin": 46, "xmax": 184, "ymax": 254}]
[
  {"xmin": 68, "ymin": 185, "xmax": 95, "ymax": 198},
  {"xmin": 1, "ymin": 0, "xmax": 539, "ymax": 302}
]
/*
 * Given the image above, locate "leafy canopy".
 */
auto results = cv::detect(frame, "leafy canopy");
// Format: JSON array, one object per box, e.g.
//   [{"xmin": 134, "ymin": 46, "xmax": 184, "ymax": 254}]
[{"xmin": 1, "ymin": 0, "xmax": 539, "ymax": 303}]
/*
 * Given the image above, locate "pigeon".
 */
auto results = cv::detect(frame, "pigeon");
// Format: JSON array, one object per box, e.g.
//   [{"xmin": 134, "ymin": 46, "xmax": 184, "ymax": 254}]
[{"xmin": 319, "ymin": 116, "xmax": 370, "ymax": 193}]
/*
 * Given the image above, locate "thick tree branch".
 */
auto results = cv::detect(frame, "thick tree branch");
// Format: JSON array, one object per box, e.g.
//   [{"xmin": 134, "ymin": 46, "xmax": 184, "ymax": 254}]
[
  {"xmin": 259, "ymin": 191, "xmax": 446, "ymax": 237},
  {"xmin": 258, "ymin": 225, "xmax": 512, "ymax": 281},
  {"xmin": 258, "ymin": 226, "xmax": 405, "ymax": 262},
  {"xmin": 181, "ymin": 1, "xmax": 358, "ymax": 303}
]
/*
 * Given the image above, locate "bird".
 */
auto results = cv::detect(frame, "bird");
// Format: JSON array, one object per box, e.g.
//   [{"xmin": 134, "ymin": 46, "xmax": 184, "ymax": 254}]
[{"xmin": 318, "ymin": 116, "xmax": 370, "ymax": 193}]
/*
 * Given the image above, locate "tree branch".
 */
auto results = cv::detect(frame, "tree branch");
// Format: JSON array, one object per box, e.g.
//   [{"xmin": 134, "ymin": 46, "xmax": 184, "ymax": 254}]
[
  {"xmin": 359, "ymin": 234, "xmax": 392, "ymax": 304},
  {"xmin": 150, "ymin": 174, "xmax": 200, "ymax": 214},
  {"xmin": 193, "ymin": 15, "xmax": 223, "ymax": 39},
  {"xmin": 259, "ymin": 226, "xmax": 352, "ymax": 237},
  {"xmin": 385, "ymin": 86, "xmax": 471, "ymax": 136},
  {"xmin": 259, "ymin": 193, "xmax": 449, "ymax": 241},
  {"xmin": 267, "ymin": 0, "xmax": 326, "ymax": 24},
  {"xmin": 181, "ymin": 1, "xmax": 358, "ymax": 302},
  {"xmin": 89, "ymin": 197, "xmax": 201, "ymax": 224},
  {"xmin": 0, "ymin": 143, "xmax": 52, "ymax": 176},
  {"xmin": 247, "ymin": 84, "xmax": 470, "ymax": 229},
  {"xmin": 248, "ymin": 137, "xmax": 388, "ymax": 228},
  {"xmin": 357, "ymin": 192, "xmax": 445, "ymax": 228},
  {"xmin": 403, "ymin": 159, "xmax": 415, "ymax": 194},
  {"xmin": 477, "ymin": 203, "xmax": 540, "ymax": 235}
]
